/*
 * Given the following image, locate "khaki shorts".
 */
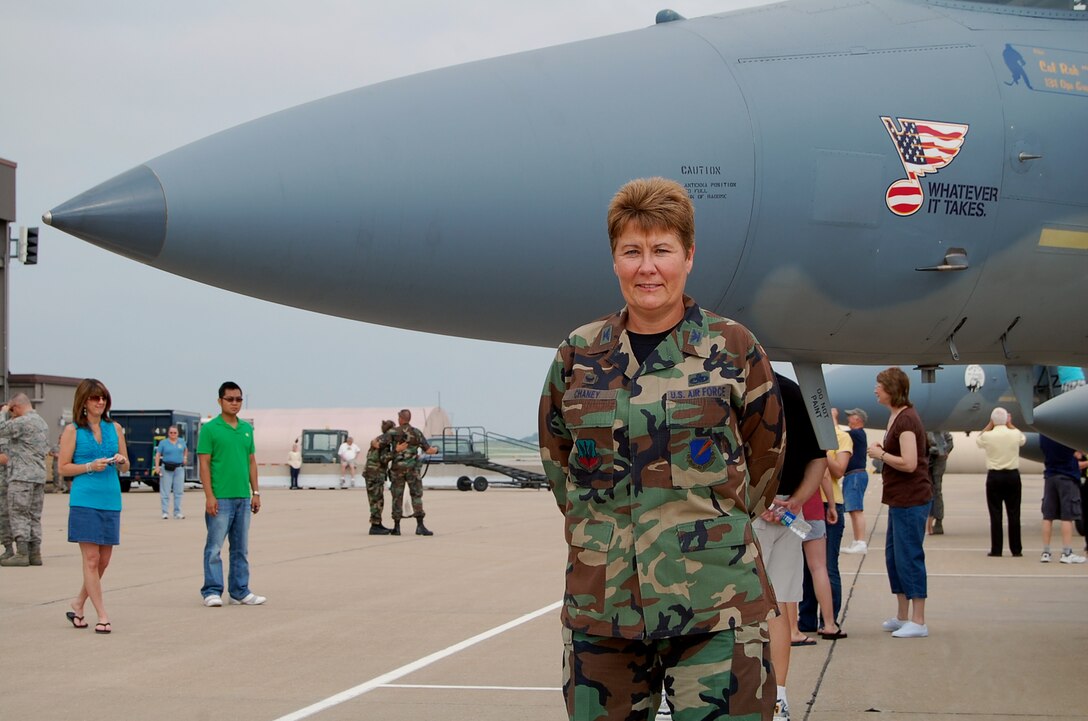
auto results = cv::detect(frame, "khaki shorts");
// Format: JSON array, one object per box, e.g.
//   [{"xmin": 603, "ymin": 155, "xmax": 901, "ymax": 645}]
[{"xmin": 752, "ymin": 516, "xmax": 804, "ymax": 602}]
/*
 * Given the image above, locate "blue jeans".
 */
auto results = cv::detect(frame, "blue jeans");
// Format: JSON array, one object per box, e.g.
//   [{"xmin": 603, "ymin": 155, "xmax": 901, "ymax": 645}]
[
  {"xmin": 885, "ymin": 502, "xmax": 931, "ymax": 599},
  {"xmin": 160, "ymin": 467, "xmax": 185, "ymax": 515},
  {"xmin": 201, "ymin": 498, "xmax": 252, "ymax": 600},
  {"xmin": 799, "ymin": 502, "xmax": 844, "ymax": 631}
]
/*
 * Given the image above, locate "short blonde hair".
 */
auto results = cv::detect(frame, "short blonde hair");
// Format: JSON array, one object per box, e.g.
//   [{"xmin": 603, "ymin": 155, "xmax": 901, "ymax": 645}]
[{"xmin": 607, "ymin": 177, "xmax": 694, "ymax": 254}]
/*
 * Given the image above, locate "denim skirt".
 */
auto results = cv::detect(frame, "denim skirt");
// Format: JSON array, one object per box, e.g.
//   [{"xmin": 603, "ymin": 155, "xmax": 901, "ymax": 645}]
[{"xmin": 68, "ymin": 506, "xmax": 121, "ymax": 545}]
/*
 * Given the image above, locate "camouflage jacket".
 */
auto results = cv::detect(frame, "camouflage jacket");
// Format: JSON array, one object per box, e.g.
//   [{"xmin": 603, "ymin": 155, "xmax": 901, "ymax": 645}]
[
  {"xmin": 386, "ymin": 424, "xmax": 428, "ymax": 470},
  {"xmin": 0, "ymin": 410, "xmax": 51, "ymax": 484},
  {"xmin": 538, "ymin": 297, "xmax": 784, "ymax": 640},
  {"xmin": 364, "ymin": 433, "xmax": 394, "ymax": 472}
]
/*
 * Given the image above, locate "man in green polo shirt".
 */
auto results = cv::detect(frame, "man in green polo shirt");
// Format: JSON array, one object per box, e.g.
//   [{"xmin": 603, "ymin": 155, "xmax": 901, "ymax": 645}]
[{"xmin": 198, "ymin": 381, "xmax": 265, "ymax": 607}]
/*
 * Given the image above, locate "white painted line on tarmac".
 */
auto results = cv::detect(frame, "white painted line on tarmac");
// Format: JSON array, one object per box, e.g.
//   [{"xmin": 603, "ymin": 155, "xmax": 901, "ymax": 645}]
[
  {"xmin": 857, "ymin": 571, "xmax": 1088, "ymax": 579},
  {"xmin": 270, "ymin": 600, "xmax": 563, "ymax": 721},
  {"xmin": 385, "ymin": 684, "xmax": 560, "ymax": 691}
]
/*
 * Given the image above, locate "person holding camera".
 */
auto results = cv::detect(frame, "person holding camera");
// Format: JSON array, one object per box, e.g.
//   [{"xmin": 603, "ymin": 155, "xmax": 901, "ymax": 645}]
[
  {"xmin": 155, "ymin": 425, "xmax": 188, "ymax": 519},
  {"xmin": 57, "ymin": 379, "xmax": 129, "ymax": 633}
]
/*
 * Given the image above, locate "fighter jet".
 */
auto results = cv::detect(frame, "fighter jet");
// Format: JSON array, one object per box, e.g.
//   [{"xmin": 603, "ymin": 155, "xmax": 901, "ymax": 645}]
[{"xmin": 43, "ymin": 0, "xmax": 1088, "ymax": 447}]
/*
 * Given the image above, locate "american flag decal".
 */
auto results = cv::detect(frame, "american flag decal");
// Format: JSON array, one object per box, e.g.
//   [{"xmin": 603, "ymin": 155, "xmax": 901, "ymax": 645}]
[{"xmin": 881, "ymin": 116, "xmax": 969, "ymax": 216}]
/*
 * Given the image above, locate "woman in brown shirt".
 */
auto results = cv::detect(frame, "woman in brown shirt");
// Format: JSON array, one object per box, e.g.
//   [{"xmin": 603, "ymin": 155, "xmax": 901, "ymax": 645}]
[{"xmin": 867, "ymin": 367, "xmax": 932, "ymax": 639}]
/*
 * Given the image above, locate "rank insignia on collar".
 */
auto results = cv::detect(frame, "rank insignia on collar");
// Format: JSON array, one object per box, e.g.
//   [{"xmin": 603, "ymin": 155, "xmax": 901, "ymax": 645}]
[
  {"xmin": 601, "ymin": 326, "xmax": 613, "ymax": 344},
  {"xmin": 689, "ymin": 437, "xmax": 715, "ymax": 469},
  {"xmin": 688, "ymin": 372, "xmax": 710, "ymax": 387},
  {"xmin": 688, "ymin": 330, "xmax": 703, "ymax": 345},
  {"xmin": 575, "ymin": 438, "xmax": 601, "ymax": 471}
]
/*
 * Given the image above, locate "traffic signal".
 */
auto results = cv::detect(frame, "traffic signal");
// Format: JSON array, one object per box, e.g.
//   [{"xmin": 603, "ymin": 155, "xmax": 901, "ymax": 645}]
[{"xmin": 17, "ymin": 226, "xmax": 38, "ymax": 265}]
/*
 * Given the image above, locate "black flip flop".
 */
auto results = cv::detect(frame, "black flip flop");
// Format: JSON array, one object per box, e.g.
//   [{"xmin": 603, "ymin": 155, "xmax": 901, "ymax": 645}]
[
  {"xmin": 791, "ymin": 636, "xmax": 817, "ymax": 647},
  {"xmin": 94, "ymin": 622, "xmax": 112, "ymax": 634},
  {"xmin": 819, "ymin": 629, "xmax": 848, "ymax": 640},
  {"xmin": 66, "ymin": 611, "xmax": 88, "ymax": 629}
]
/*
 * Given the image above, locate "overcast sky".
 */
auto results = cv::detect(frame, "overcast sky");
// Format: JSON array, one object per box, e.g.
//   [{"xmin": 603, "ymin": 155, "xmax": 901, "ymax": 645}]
[{"xmin": 1, "ymin": 1, "xmax": 765, "ymax": 438}]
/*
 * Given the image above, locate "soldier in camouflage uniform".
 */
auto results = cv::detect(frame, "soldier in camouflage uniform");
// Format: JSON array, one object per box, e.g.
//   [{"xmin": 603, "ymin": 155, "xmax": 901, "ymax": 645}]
[
  {"xmin": 364, "ymin": 420, "xmax": 396, "ymax": 535},
  {"xmin": 386, "ymin": 409, "xmax": 438, "ymax": 536},
  {"xmin": 539, "ymin": 177, "xmax": 785, "ymax": 720},
  {"xmin": 0, "ymin": 435, "xmax": 11, "ymax": 561},
  {"xmin": 0, "ymin": 394, "xmax": 52, "ymax": 567}
]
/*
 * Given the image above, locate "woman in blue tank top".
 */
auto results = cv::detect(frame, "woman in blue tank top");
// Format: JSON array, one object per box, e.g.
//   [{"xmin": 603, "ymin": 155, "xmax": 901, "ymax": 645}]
[{"xmin": 57, "ymin": 379, "xmax": 130, "ymax": 634}]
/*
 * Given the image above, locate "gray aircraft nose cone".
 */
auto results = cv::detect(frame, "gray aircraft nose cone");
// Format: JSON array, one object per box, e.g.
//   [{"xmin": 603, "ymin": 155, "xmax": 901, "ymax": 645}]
[{"xmin": 43, "ymin": 164, "xmax": 167, "ymax": 261}]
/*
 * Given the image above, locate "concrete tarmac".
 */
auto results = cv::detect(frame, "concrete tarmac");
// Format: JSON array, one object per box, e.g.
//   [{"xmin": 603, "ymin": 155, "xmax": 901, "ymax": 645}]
[{"xmin": 1, "ymin": 473, "xmax": 1084, "ymax": 721}]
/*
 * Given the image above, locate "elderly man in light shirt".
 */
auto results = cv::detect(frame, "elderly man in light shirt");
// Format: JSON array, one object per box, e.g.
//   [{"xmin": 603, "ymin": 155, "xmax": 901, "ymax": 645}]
[{"xmin": 975, "ymin": 408, "xmax": 1026, "ymax": 557}]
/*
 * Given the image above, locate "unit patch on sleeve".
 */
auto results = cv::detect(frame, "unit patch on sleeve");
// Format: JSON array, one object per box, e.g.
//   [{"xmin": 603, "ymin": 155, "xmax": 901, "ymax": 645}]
[
  {"xmin": 688, "ymin": 437, "xmax": 716, "ymax": 470},
  {"xmin": 575, "ymin": 439, "xmax": 601, "ymax": 471}
]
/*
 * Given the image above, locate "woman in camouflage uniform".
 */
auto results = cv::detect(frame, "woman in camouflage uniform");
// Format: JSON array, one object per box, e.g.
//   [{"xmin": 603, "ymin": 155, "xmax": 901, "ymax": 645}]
[{"xmin": 539, "ymin": 177, "xmax": 785, "ymax": 720}]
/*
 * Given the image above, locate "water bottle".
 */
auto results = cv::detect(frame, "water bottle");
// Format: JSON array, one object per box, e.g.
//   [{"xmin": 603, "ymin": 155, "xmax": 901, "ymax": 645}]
[{"xmin": 775, "ymin": 506, "xmax": 812, "ymax": 539}]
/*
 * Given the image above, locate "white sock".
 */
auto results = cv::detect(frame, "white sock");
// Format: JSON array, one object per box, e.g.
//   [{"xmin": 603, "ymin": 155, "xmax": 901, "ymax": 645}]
[{"xmin": 777, "ymin": 686, "xmax": 787, "ymax": 705}]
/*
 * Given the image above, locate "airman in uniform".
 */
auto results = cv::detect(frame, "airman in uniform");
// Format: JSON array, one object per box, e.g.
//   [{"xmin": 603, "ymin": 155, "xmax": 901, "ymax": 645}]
[
  {"xmin": 538, "ymin": 177, "xmax": 785, "ymax": 721},
  {"xmin": 0, "ymin": 434, "xmax": 11, "ymax": 561},
  {"xmin": 364, "ymin": 420, "xmax": 396, "ymax": 535},
  {"xmin": 386, "ymin": 409, "xmax": 438, "ymax": 536},
  {"xmin": 0, "ymin": 394, "xmax": 52, "ymax": 567}
]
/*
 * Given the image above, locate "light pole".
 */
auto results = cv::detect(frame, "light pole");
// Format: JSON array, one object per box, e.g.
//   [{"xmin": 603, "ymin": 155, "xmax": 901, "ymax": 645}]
[{"xmin": 0, "ymin": 157, "xmax": 16, "ymax": 403}]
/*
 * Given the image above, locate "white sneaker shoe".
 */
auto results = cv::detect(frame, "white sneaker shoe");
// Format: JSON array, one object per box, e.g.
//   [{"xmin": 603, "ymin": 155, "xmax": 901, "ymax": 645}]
[
  {"xmin": 230, "ymin": 593, "xmax": 267, "ymax": 605},
  {"xmin": 174, "ymin": 513, "xmax": 185, "ymax": 520},
  {"xmin": 162, "ymin": 513, "xmax": 169, "ymax": 520},
  {"xmin": 1040, "ymin": 551, "xmax": 1052, "ymax": 563},
  {"xmin": 881, "ymin": 617, "xmax": 907, "ymax": 632},
  {"xmin": 843, "ymin": 540, "xmax": 868, "ymax": 554},
  {"xmin": 1060, "ymin": 551, "xmax": 1086, "ymax": 564},
  {"xmin": 203, "ymin": 594, "xmax": 223, "ymax": 607},
  {"xmin": 891, "ymin": 621, "xmax": 928, "ymax": 638},
  {"xmin": 773, "ymin": 698, "xmax": 790, "ymax": 720}
]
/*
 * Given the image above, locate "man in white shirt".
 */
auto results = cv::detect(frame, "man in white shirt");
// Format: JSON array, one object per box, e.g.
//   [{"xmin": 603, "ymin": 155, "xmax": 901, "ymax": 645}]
[
  {"xmin": 975, "ymin": 408, "xmax": 1026, "ymax": 557},
  {"xmin": 337, "ymin": 436, "xmax": 362, "ymax": 489}
]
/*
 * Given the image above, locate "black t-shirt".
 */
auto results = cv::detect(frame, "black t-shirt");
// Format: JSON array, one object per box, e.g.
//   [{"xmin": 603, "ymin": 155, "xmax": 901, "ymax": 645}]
[
  {"xmin": 846, "ymin": 428, "xmax": 867, "ymax": 473},
  {"xmin": 628, "ymin": 329, "xmax": 672, "ymax": 367},
  {"xmin": 776, "ymin": 373, "xmax": 824, "ymax": 496}
]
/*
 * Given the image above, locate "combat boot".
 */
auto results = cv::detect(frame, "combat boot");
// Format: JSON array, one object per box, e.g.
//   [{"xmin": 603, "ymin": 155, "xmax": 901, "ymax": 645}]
[
  {"xmin": 0, "ymin": 544, "xmax": 13, "ymax": 562},
  {"xmin": 415, "ymin": 518, "xmax": 434, "ymax": 536},
  {"xmin": 28, "ymin": 542, "xmax": 42, "ymax": 566},
  {"xmin": 391, "ymin": 520, "xmax": 401, "ymax": 536},
  {"xmin": 0, "ymin": 541, "xmax": 30, "ymax": 567},
  {"xmin": 369, "ymin": 524, "xmax": 392, "ymax": 536}
]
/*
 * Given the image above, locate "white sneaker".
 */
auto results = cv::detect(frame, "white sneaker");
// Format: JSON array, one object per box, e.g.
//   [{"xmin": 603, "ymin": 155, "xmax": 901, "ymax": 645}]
[
  {"xmin": 1040, "ymin": 551, "xmax": 1052, "ymax": 563},
  {"xmin": 203, "ymin": 594, "xmax": 222, "ymax": 607},
  {"xmin": 773, "ymin": 698, "xmax": 790, "ymax": 720},
  {"xmin": 174, "ymin": 513, "xmax": 185, "ymax": 519},
  {"xmin": 891, "ymin": 621, "xmax": 928, "ymax": 638},
  {"xmin": 881, "ymin": 617, "xmax": 907, "ymax": 632},
  {"xmin": 230, "ymin": 593, "xmax": 267, "ymax": 605},
  {"xmin": 1060, "ymin": 551, "xmax": 1086, "ymax": 564},
  {"xmin": 162, "ymin": 513, "xmax": 169, "ymax": 520},
  {"xmin": 843, "ymin": 540, "xmax": 868, "ymax": 554}
]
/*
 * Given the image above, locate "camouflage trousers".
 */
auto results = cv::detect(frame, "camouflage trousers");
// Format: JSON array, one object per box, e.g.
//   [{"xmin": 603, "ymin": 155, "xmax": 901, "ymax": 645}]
[
  {"xmin": 0, "ymin": 473, "xmax": 10, "ymax": 545},
  {"xmin": 363, "ymin": 469, "xmax": 386, "ymax": 525},
  {"xmin": 6, "ymin": 480, "xmax": 45, "ymax": 545},
  {"xmin": 561, "ymin": 622, "xmax": 774, "ymax": 721},
  {"xmin": 389, "ymin": 466, "xmax": 424, "ymax": 520}
]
